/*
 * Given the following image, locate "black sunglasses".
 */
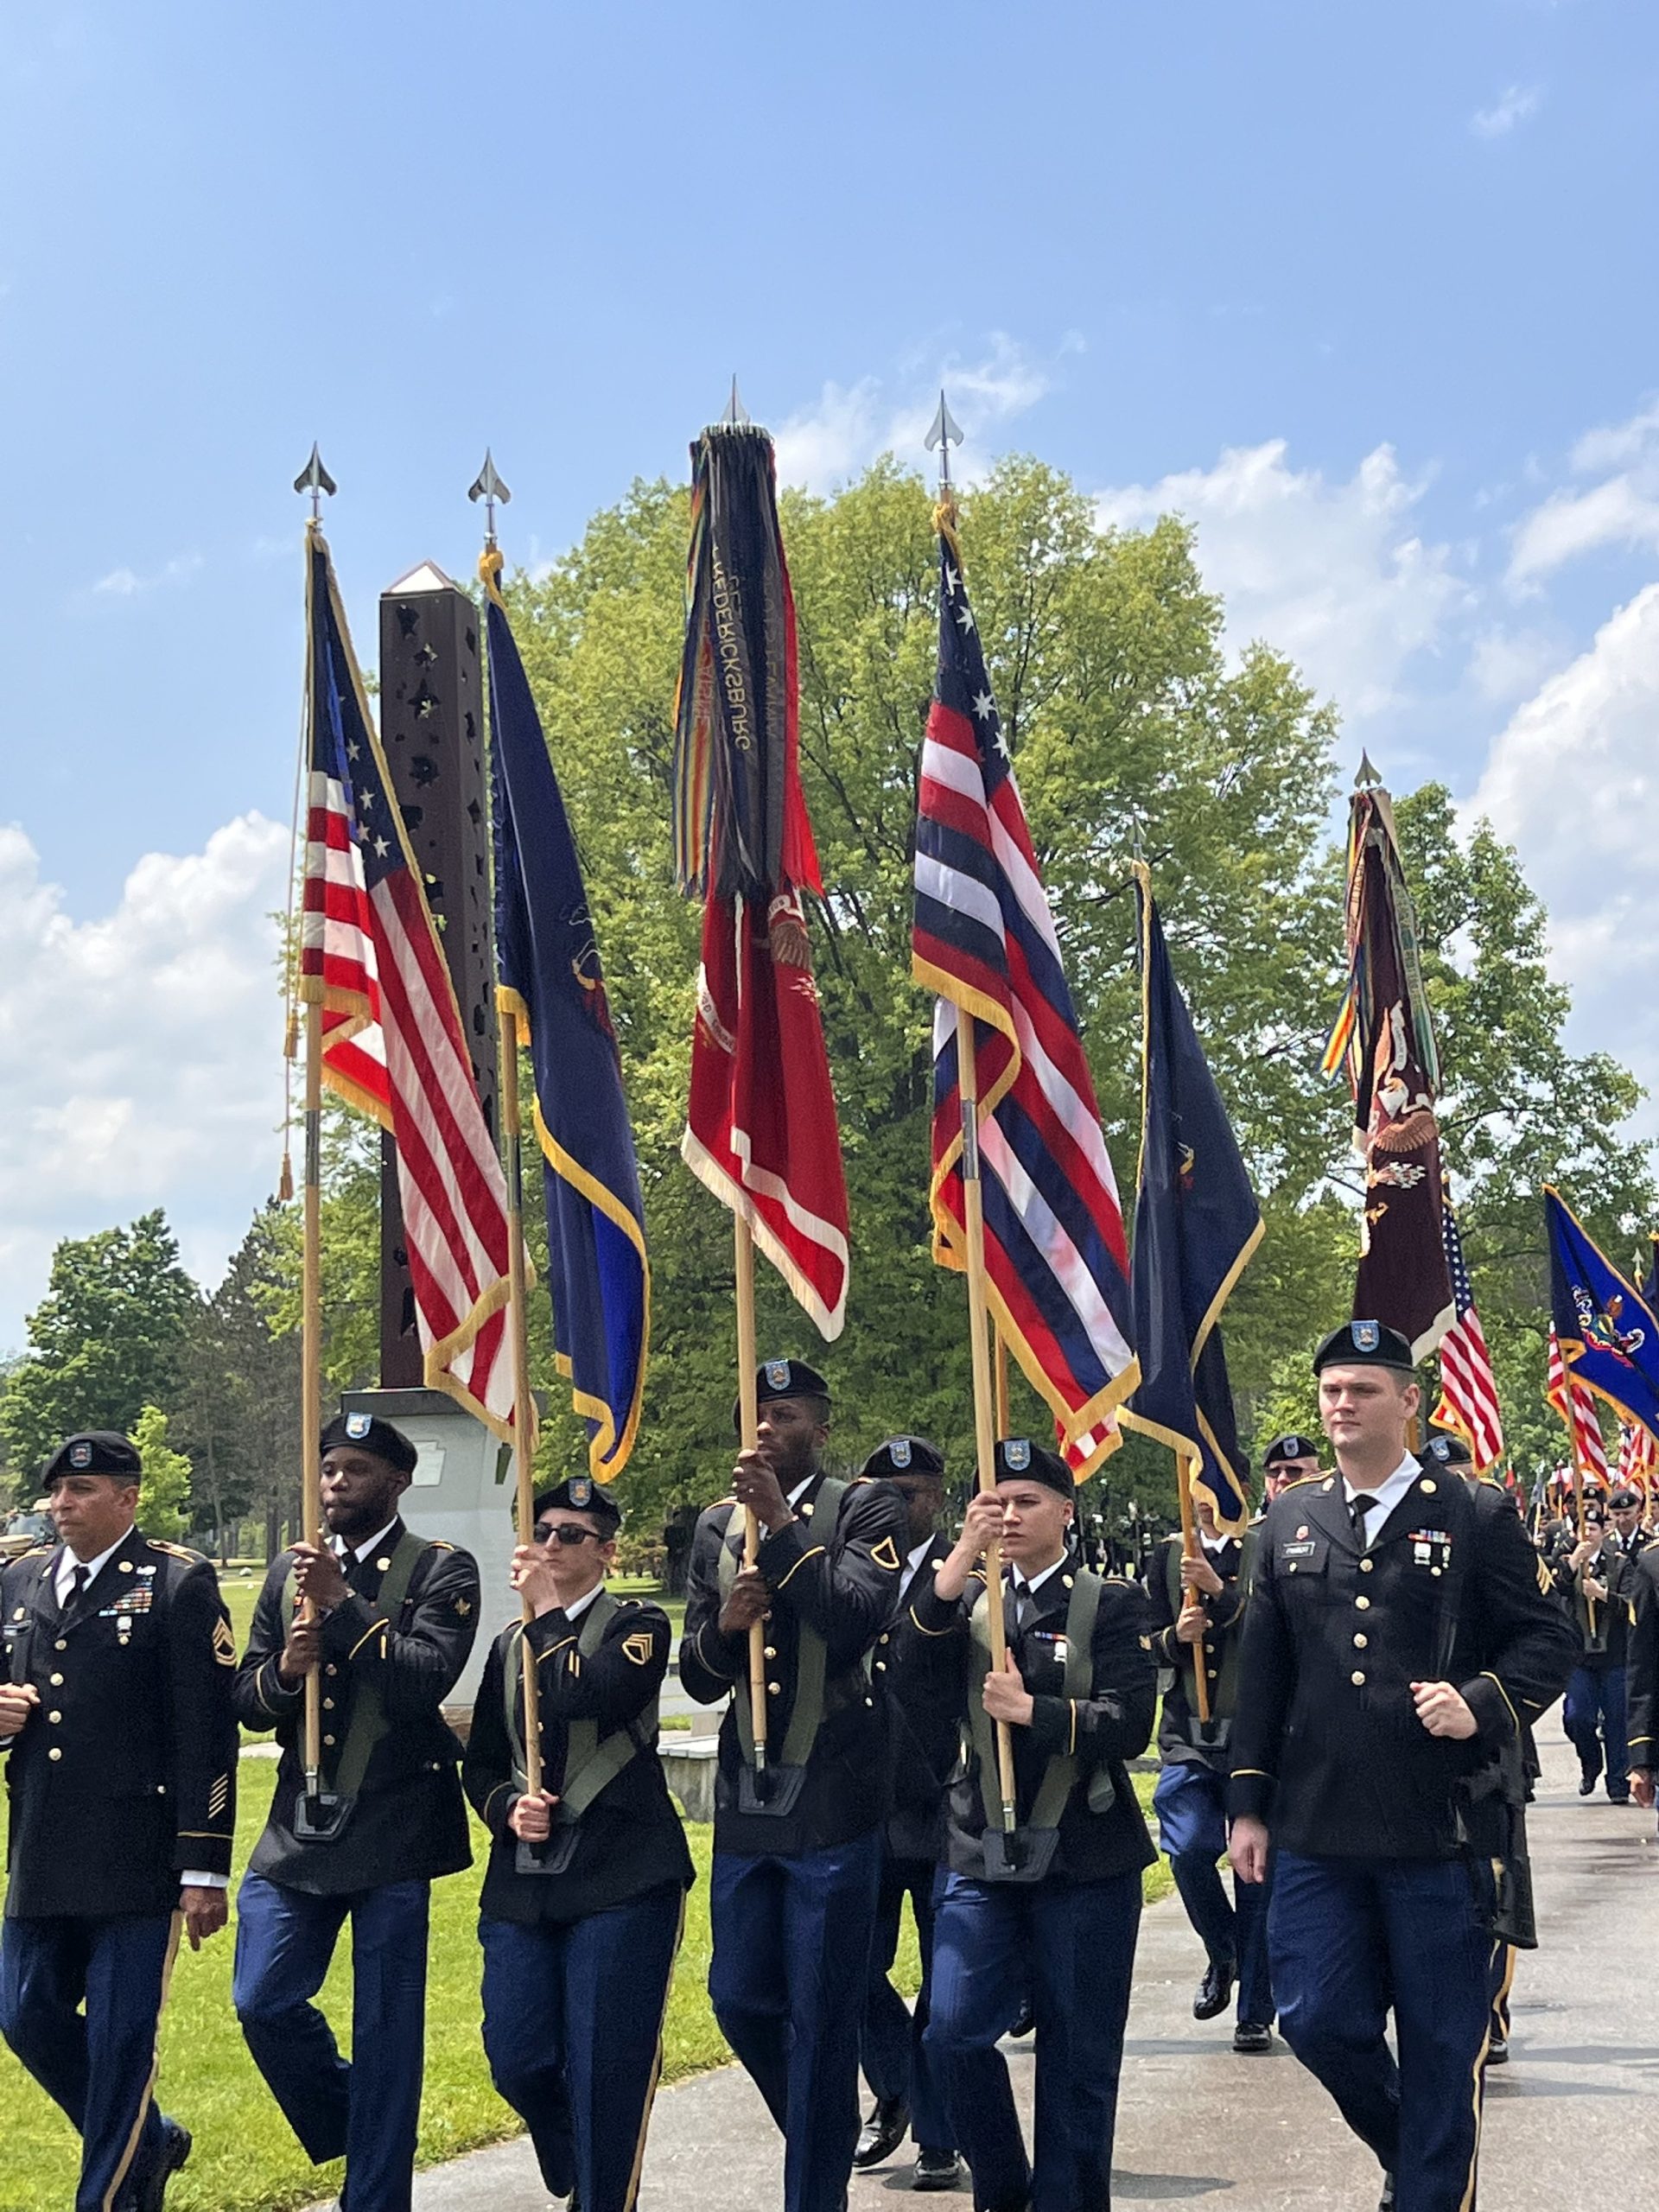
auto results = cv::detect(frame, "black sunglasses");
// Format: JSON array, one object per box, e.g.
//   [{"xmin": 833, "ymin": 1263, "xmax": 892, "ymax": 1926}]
[{"xmin": 533, "ymin": 1522, "xmax": 604, "ymax": 1548}]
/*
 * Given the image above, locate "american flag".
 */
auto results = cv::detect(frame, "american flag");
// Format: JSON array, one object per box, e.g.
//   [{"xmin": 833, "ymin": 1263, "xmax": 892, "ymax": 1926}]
[
  {"xmin": 300, "ymin": 527, "xmax": 516, "ymax": 1440},
  {"xmin": 912, "ymin": 519, "xmax": 1138, "ymax": 1473},
  {"xmin": 1430, "ymin": 1198, "xmax": 1504, "ymax": 1472},
  {"xmin": 1546, "ymin": 1321, "xmax": 1611, "ymax": 1487},
  {"xmin": 1617, "ymin": 1419, "xmax": 1656, "ymax": 1495}
]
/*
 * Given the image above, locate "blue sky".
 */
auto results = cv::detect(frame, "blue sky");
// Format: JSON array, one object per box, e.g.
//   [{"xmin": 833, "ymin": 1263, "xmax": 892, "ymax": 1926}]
[{"xmin": 3, "ymin": 0, "xmax": 1658, "ymax": 1342}]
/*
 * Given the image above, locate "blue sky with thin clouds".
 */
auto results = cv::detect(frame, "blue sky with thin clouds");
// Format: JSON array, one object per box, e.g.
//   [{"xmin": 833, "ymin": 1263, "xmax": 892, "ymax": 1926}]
[{"xmin": 2, "ymin": 0, "xmax": 1657, "ymax": 1342}]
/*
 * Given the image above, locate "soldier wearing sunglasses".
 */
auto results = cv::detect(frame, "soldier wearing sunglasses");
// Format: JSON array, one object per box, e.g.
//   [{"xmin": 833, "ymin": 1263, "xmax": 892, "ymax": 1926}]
[{"xmin": 463, "ymin": 1474, "xmax": 691, "ymax": 2212}]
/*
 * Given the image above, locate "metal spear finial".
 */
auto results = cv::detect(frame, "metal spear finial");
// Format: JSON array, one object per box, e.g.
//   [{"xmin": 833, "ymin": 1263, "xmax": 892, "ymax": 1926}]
[
  {"xmin": 925, "ymin": 391, "xmax": 963, "ymax": 494},
  {"xmin": 293, "ymin": 444, "xmax": 337, "ymax": 522},
  {"xmin": 720, "ymin": 376, "xmax": 751, "ymax": 427},
  {"xmin": 467, "ymin": 448, "xmax": 512, "ymax": 547},
  {"xmin": 1354, "ymin": 749, "xmax": 1383, "ymax": 790}
]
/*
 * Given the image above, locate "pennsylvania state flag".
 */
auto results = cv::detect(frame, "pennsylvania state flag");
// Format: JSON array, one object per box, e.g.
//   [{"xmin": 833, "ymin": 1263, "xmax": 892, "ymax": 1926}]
[
  {"xmin": 1545, "ymin": 1185, "xmax": 1659, "ymax": 1437},
  {"xmin": 483, "ymin": 552, "xmax": 649, "ymax": 1478},
  {"xmin": 1123, "ymin": 865, "xmax": 1262, "ymax": 1534}
]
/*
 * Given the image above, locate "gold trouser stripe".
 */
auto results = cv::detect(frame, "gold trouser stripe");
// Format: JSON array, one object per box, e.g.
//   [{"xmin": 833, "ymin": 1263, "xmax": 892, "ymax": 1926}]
[
  {"xmin": 622, "ymin": 1890, "xmax": 687, "ymax": 2212},
  {"xmin": 101, "ymin": 1909, "xmax": 182, "ymax": 2212},
  {"xmin": 1456, "ymin": 1944, "xmax": 1497, "ymax": 2212},
  {"xmin": 1491, "ymin": 1942, "xmax": 1517, "ymax": 2035}
]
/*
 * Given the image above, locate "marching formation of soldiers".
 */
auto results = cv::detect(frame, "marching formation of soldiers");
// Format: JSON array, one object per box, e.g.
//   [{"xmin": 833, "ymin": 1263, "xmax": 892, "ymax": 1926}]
[{"xmin": 16, "ymin": 1318, "xmax": 1659, "ymax": 2212}]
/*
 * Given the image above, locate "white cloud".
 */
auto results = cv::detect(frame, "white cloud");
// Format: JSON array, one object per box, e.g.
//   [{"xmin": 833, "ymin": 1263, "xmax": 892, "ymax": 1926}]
[
  {"xmin": 90, "ymin": 553, "xmax": 203, "ymax": 600},
  {"xmin": 1466, "ymin": 623, "xmax": 1564, "ymax": 702},
  {"xmin": 1508, "ymin": 396, "xmax": 1659, "ymax": 584},
  {"xmin": 772, "ymin": 334, "xmax": 1058, "ymax": 494},
  {"xmin": 1471, "ymin": 84, "xmax": 1541, "ymax": 138},
  {"xmin": 1471, "ymin": 583, "xmax": 1659, "ymax": 1111},
  {"xmin": 1095, "ymin": 440, "xmax": 1469, "ymax": 723},
  {"xmin": 0, "ymin": 813, "xmax": 292, "ymax": 1346}
]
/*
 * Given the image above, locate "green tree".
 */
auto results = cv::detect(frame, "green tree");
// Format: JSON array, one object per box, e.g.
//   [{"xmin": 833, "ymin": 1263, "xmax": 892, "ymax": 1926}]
[
  {"xmin": 1, "ymin": 1212, "xmax": 199, "ymax": 1471},
  {"xmin": 132, "ymin": 1402, "xmax": 191, "ymax": 1543}
]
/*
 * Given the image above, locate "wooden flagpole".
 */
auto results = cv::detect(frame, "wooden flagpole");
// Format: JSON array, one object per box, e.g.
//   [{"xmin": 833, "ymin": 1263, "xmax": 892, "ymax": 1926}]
[
  {"xmin": 733, "ymin": 1216, "xmax": 770, "ymax": 1776},
  {"xmin": 955, "ymin": 1007, "xmax": 1018, "ymax": 1834},
  {"xmin": 497, "ymin": 1008, "xmax": 543, "ymax": 1797},
  {"xmin": 300, "ymin": 998, "xmax": 325, "ymax": 1800},
  {"xmin": 1173, "ymin": 1448, "xmax": 1212, "ymax": 1725}
]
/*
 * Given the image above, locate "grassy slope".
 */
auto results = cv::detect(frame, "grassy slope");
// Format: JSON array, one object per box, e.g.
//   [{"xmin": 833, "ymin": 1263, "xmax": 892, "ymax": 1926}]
[{"xmin": 0, "ymin": 1575, "xmax": 1171, "ymax": 2212}]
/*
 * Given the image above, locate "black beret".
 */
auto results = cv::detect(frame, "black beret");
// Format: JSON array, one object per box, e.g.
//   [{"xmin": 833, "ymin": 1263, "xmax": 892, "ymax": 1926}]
[
  {"xmin": 44, "ymin": 1431, "xmax": 141, "ymax": 1484},
  {"xmin": 1313, "ymin": 1320, "xmax": 1415, "ymax": 1375},
  {"xmin": 1608, "ymin": 1487, "xmax": 1643, "ymax": 1510},
  {"xmin": 861, "ymin": 1436, "xmax": 945, "ymax": 1480},
  {"xmin": 1423, "ymin": 1432, "xmax": 1473, "ymax": 1468},
  {"xmin": 320, "ymin": 1412, "xmax": 419, "ymax": 1475},
  {"xmin": 733, "ymin": 1357, "xmax": 832, "ymax": 1433},
  {"xmin": 994, "ymin": 1437, "xmax": 1075, "ymax": 1500},
  {"xmin": 533, "ymin": 1474, "xmax": 622, "ymax": 1533},
  {"xmin": 1263, "ymin": 1433, "xmax": 1319, "ymax": 1468}
]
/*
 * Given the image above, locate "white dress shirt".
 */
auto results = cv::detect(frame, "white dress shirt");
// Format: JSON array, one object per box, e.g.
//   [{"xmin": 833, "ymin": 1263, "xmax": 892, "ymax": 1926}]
[
  {"xmin": 899, "ymin": 1537, "xmax": 935, "ymax": 1605},
  {"xmin": 1342, "ymin": 1453, "xmax": 1422, "ymax": 1548},
  {"xmin": 53, "ymin": 1537, "xmax": 124, "ymax": 1605}
]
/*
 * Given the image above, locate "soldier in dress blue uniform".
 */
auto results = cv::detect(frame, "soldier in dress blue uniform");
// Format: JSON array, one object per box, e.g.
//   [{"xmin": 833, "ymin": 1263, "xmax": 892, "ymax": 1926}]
[
  {"xmin": 1262, "ymin": 1432, "xmax": 1322, "ymax": 1503},
  {"xmin": 853, "ymin": 1437, "xmax": 963, "ymax": 2193},
  {"xmin": 1228, "ymin": 1322, "xmax": 1575, "ymax": 2212},
  {"xmin": 463, "ymin": 1472, "xmax": 693, "ymax": 2212},
  {"xmin": 1552, "ymin": 1491, "xmax": 1636, "ymax": 1802},
  {"xmin": 1145, "ymin": 1483, "xmax": 1274, "ymax": 2052},
  {"xmin": 915, "ymin": 1439, "xmax": 1156, "ymax": 2212},
  {"xmin": 0, "ymin": 1430, "xmax": 238, "ymax": 2212},
  {"xmin": 232, "ymin": 1412, "xmax": 480, "ymax": 2212},
  {"xmin": 679, "ymin": 1358, "xmax": 907, "ymax": 2212}
]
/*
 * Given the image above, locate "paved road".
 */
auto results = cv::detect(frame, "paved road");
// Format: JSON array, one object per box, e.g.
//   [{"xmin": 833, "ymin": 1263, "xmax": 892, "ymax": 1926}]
[{"xmin": 385, "ymin": 1732, "xmax": 1659, "ymax": 2210}]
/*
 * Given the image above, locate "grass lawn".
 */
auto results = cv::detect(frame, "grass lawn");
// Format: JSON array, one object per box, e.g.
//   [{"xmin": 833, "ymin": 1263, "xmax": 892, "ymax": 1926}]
[{"xmin": 0, "ymin": 1587, "xmax": 1172, "ymax": 2212}]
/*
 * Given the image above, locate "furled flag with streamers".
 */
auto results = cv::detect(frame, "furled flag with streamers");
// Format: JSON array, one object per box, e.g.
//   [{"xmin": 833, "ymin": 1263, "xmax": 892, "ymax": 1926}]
[
  {"xmin": 912, "ymin": 506, "xmax": 1139, "ymax": 1475},
  {"xmin": 299, "ymin": 525, "xmax": 515, "ymax": 1438},
  {"xmin": 1323, "ymin": 777, "xmax": 1453, "ymax": 1358},
  {"xmin": 1617, "ymin": 1420, "xmax": 1656, "ymax": 1497},
  {"xmin": 484, "ymin": 550, "xmax": 650, "ymax": 1478},
  {"xmin": 673, "ymin": 423, "xmax": 849, "ymax": 1336},
  {"xmin": 1546, "ymin": 1320, "xmax": 1611, "ymax": 1490},
  {"xmin": 1430, "ymin": 1196, "xmax": 1505, "ymax": 1474}
]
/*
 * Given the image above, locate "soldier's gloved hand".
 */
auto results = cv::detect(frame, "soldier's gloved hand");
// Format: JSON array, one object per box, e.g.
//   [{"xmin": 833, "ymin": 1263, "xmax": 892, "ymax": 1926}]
[
  {"xmin": 509, "ymin": 1789, "xmax": 559, "ymax": 1842},
  {"xmin": 1410, "ymin": 1680, "xmax": 1478, "ymax": 1740},
  {"xmin": 732, "ymin": 1447, "xmax": 793, "ymax": 1534},
  {"xmin": 289, "ymin": 1542, "xmax": 351, "ymax": 1615},
  {"xmin": 0, "ymin": 1683, "xmax": 39, "ymax": 1738},
  {"xmin": 276, "ymin": 1618, "xmax": 322, "ymax": 1687},
  {"xmin": 982, "ymin": 1650, "xmax": 1035, "ymax": 1728},
  {"xmin": 1633, "ymin": 1770, "xmax": 1656, "ymax": 1809},
  {"xmin": 718, "ymin": 1567, "xmax": 772, "ymax": 1637}
]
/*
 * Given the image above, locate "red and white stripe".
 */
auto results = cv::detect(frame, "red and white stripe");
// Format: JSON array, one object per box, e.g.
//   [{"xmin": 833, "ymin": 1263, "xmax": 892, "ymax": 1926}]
[
  {"xmin": 1433, "ymin": 1311, "xmax": 1504, "ymax": 1473},
  {"xmin": 301, "ymin": 774, "xmax": 514, "ymax": 1438},
  {"xmin": 1547, "ymin": 1323, "xmax": 1611, "ymax": 1485}
]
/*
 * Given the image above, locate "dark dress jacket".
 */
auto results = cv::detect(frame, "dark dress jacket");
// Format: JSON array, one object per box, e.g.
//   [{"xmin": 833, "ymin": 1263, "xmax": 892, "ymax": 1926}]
[
  {"xmin": 464, "ymin": 1592, "xmax": 693, "ymax": 1924},
  {"xmin": 877, "ymin": 1533, "xmax": 963, "ymax": 1861},
  {"xmin": 1229, "ymin": 1463, "xmax": 1576, "ymax": 1859},
  {"xmin": 1144, "ymin": 1530, "xmax": 1250, "ymax": 1773},
  {"xmin": 679, "ymin": 1468, "xmax": 907, "ymax": 1857},
  {"xmin": 909, "ymin": 1560, "xmax": 1157, "ymax": 1884},
  {"xmin": 1625, "ymin": 1546, "xmax": 1659, "ymax": 1770},
  {"xmin": 232, "ymin": 1518, "xmax": 480, "ymax": 1894},
  {"xmin": 2, "ymin": 1529, "xmax": 238, "ymax": 1918}
]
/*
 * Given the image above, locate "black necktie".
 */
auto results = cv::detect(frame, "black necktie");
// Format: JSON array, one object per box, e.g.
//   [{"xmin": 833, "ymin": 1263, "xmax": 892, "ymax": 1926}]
[
  {"xmin": 67, "ymin": 1565, "xmax": 88, "ymax": 1608},
  {"xmin": 1012, "ymin": 1580, "xmax": 1029, "ymax": 1632},
  {"xmin": 1349, "ymin": 1493, "xmax": 1376, "ymax": 1548}
]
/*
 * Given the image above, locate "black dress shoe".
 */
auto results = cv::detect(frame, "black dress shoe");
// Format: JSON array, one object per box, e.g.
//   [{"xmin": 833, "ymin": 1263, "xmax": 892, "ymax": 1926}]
[
  {"xmin": 1232, "ymin": 2020, "xmax": 1273, "ymax": 2054},
  {"xmin": 912, "ymin": 2147, "xmax": 965, "ymax": 2190},
  {"xmin": 132, "ymin": 2120, "xmax": 192, "ymax": 2212},
  {"xmin": 1193, "ymin": 1959, "xmax": 1236, "ymax": 2020},
  {"xmin": 1579, "ymin": 1773, "xmax": 1598, "ymax": 1796},
  {"xmin": 1006, "ymin": 1999, "xmax": 1035, "ymax": 2039},
  {"xmin": 1486, "ymin": 2034, "xmax": 1509, "ymax": 2065},
  {"xmin": 1378, "ymin": 2175, "xmax": 1396, "ymax": 2211},
  {"xmin": 854, "ymin": 2095, "xmax": 911, "ymax": 2169}
]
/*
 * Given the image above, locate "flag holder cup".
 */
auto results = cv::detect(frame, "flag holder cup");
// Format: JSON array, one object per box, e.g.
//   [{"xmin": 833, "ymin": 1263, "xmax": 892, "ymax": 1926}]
[
  {"xmin": 982, "ymin": 1825, "xmax": 1059, "ymax": 1885},
  {"xmin": 736, "ymin": 1763, "xmax": 809, "ymax": 1820},
  {"xmin": 295, "ymin": 1787, "xmax": 353, "ymax": 1843}
]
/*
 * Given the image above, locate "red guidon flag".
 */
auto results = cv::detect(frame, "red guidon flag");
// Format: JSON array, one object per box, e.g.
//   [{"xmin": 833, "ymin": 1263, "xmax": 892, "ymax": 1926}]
[
  {"xmin": 299, "ymin": 524, "xmax": 516, "ymax": 1437},
  {"xmin": 673, "ymin": 423, "xmax": 848, "ymax": 1336}
]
